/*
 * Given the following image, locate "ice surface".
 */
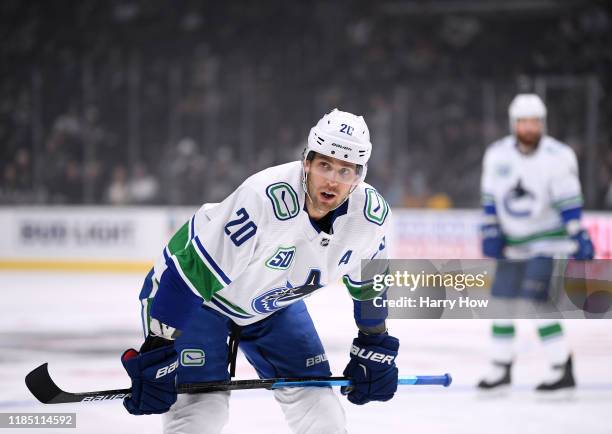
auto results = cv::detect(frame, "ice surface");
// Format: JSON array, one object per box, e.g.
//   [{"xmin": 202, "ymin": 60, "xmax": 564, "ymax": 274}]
[{"xmin": 1, "ymin": 271, "xmax": 610, "ymax": 433}]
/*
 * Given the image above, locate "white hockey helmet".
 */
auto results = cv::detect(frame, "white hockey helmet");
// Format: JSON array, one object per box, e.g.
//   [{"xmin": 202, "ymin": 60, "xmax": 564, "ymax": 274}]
[
  {"xmin": 305, "ymin": 108, "xmax": 372, "ymax": 181},
  {"xmin": 508, "ymin": 93, "xmax": 547, "ymax": 133}
]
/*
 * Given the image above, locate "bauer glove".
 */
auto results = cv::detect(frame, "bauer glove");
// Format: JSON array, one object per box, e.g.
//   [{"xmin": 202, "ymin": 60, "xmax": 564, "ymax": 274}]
[
  {"xmin": 121, "ymin": 337, "xmax": 178, "ymax": 415},
  {"xmin": 481, "ymin": 223, "xmax": 505, "ymax": 259},
  {"xmin": 341, "ymin": 332, "xmax": 399, "ymax": 405},
  {"xmin": 571, "ymin": 229, "xmax": 595, "ymax": 260}
]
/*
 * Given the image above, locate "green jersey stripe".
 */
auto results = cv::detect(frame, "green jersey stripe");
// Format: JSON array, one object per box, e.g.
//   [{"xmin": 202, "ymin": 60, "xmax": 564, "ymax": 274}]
[
  {"xmin": 481, "ymin": 193, "xmax": 495, "ymax": 204},
  {"xmin": 505, "ymin": 228, "xmax": 567, "ymax": 246},
  {"xmin": 144, "ymin": 297, "xmax": 153, "ymax": 334},
  {"xmin": 553, "ymin": 195, "xmax": 583, "ymax": 210},
  {"xmin": 492, "ymin": 324, "xmax": 515, "ymax": 336},
  {"xmin": 538, "ymin": 322, "xmax": 563, "ymax": 339},
  {"xmin": 343, "ymin": 274, "xmax": 385, "ymax": 301},
  {"xmin": 172, "ymin": 242, "xmax": 225, "ymax": 301},
  {"xmin": 168, "ymin": 221, "xmax": 190, "ymax": 254}
]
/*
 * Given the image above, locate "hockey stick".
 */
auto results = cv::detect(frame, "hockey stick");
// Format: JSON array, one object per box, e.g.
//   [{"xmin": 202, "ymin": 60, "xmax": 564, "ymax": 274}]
[{"xmin": 26, "ymin": 363, "xmax": 452, "ymax": 404}]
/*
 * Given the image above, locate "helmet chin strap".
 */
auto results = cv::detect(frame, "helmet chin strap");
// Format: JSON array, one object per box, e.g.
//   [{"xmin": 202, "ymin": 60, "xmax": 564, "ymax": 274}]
[{"xmin": 301, "ymin": 162, "xmax": 356, "ymax": 215}]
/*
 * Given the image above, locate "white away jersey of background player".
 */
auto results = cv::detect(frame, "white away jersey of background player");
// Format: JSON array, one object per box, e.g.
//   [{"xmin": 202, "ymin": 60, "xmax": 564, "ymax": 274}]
[
  {"xmin": 481, "ymin": 135, "xmax": 582, "ymax": 258},
  {"xmin": 151, "ymin": 161, "xmax": 390, "ymax": 325}
]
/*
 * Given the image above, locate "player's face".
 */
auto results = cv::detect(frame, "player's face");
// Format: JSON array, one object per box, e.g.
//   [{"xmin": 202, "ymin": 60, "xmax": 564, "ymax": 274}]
[
  {"xmin": 304, "ymin": 154, "xmax": 359, "ymax": 217},
  {"xmin": 515, "ymin": 118, "xmax": 543, "ymax": 148}
]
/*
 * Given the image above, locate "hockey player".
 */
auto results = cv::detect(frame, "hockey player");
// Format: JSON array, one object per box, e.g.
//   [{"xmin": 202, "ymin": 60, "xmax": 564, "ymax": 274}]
[
  {"xmin": 120, "ymin": 109, "xmax": 398, "ymax": 433},
  {"xmin": 478, "ymin": 94, "xmax": 594, "ymax": 392}
]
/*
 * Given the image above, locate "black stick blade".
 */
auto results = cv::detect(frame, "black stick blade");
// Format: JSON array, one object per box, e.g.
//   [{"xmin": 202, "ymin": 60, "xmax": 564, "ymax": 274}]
[
  {"xmin": 25, "ymin": 363, "xmax": 63, "ymax": 404},
  {"xmin": 26, "ymin": 363, "xmax": 131, "ymax": 404}
]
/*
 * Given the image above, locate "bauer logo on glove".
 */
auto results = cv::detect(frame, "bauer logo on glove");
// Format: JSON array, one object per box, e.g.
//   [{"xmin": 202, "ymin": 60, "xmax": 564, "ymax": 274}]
[
  {"xmin": 350, "ymin": 344, "xmax": 396, "ymax": 365},
  {"xmin": 155, "ymin": 359, "xmax": 179, "ymax": 379}
]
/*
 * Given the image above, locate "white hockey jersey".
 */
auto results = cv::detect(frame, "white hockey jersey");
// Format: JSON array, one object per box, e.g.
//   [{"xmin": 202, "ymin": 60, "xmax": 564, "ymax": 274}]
[
  {"xmin": 150, "ymin": 161, "xmax": 391, "ymax": 326},
  {"xmin": 481, "ymin": 135, "xmax": 583, "ymax": 258}
]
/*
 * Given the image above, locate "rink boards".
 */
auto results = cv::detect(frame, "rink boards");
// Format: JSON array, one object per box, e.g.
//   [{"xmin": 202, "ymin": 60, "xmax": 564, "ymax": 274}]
[{"xmin": 0, "ymin": 207, "xmax": 611, "ymax": 273}]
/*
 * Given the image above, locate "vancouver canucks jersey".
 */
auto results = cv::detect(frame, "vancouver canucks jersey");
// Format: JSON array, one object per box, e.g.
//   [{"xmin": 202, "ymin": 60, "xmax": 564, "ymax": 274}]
[
  {"xmin": 481, "ymin": 135, "xmax": 582, "ymax": 258},
  {"xmin": 147, "ymin": 161, "xmax": 391, "ymax": 327}
]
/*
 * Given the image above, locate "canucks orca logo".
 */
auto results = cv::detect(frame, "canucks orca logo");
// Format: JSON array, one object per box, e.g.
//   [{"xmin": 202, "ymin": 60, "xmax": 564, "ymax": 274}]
[
  {"xmin": 503, "ymin": 179, "xmax": 535, "ymax": 218},
  {"xmin": 251, "ymin": 269, "xmax": 323, "ymax": 314}
]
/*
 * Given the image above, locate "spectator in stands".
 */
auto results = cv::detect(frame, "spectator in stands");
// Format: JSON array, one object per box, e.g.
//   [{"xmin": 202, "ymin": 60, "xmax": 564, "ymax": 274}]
[
  {"xmin": 128, "ymin": 163, "xmax": 160, "ymax": 204},
  {"xmin": 107, "ymin": 165, "xmax": 130, "ymax": 205}
]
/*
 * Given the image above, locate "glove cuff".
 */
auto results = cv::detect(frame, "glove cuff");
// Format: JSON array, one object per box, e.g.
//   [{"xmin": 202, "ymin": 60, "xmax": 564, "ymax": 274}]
[
  {"xmin": 356, "ymin": 331, "xmax": 400, "ymax": 352},
  {"xmin": 481, "ymin": 223, "xmax": 502, "ymax": 238},
  {"xmin": 565, "ymin": 219, "xmax": 582, "ymax": 237},
  {"xmin": 356, "ymin": 331, "xmax": 388, "ymax": 346}
]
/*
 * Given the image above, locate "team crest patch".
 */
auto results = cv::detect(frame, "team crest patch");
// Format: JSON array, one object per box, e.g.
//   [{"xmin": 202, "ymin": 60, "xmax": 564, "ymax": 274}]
[
  {"xmin": 266, "ymin": 182, "xmax": 300, "ymax": 221},
  {"xmin": 181, "ymin": 349, "xmax": 206, "ymax": 366},
  {"xmin": 265, "ymin": 246, "xmax": 296, "ymax": 270},
  {"xmin": 251, "ymin": 269, "xmax": 323, "ymax": 314},
  {"xmin": 364, "ymin": 188, "xmax": 389, "ymax": 226},
  {"xmin": 503, "ymin": 181, "xmax": 535, "ymax": 218}
]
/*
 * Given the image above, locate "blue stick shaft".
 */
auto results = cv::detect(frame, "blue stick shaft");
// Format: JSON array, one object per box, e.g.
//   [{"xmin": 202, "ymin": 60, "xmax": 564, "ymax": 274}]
[{"xmin": 271, "ymin": 374, "xmax": 452, "ymax": 389}]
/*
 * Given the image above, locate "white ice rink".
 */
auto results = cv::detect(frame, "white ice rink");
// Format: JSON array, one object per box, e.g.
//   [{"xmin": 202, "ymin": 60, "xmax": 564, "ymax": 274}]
[{"xmin": 1, "ymin": 270, "xmax": 611, "ymax": 433}]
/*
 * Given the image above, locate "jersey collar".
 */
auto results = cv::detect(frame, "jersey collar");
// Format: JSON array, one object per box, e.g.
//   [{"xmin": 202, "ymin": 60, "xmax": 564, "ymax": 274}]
[{"xmin": 300, "ymin": 198, "xmax": 349, "ymax": 241}]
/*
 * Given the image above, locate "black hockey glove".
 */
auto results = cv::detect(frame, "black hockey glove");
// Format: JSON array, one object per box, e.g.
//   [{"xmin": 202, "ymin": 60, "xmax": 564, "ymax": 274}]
[
  {"xmin": 341, "ymin": 331, "xmax": 399, "ymax": 405},
  {"xmin": 121, "ymin": 335, "xmax": 178, "ymax": 415}
]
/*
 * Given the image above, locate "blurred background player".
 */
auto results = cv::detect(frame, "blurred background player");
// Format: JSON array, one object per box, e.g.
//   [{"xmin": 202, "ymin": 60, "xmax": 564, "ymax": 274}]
[
  {"xmin": 478, "ymin": 94, "xmax": 595, "ymax": 392},
  {"xmin": 121, "ymin": 109, "xmax": 398, "ymax": 433}
]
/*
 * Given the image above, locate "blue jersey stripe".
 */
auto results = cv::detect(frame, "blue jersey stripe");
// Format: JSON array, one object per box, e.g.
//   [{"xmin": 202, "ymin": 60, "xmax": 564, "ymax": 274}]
[
  {"xmin": 483, "ymin": 204, "xmax": 497, "ymax": 215},
  {"xmin": 210, "ymin": 298, "xmax": 253, "ymax": 319},
  {"xmin": 193, "ymin": 236, "xmax": 232, "ymax": 285},
  {"xmin": 189, "ymin": 215, "xmax": 195, "ymax": 241},
  {"xmin": 344, "ymin": 274, "xmax": 375, "ymax": 286},
  {"xmin": 138, "ymin": 268, "xmax": 155, "ymax": 299},
  {"xmin": 140, "ymin": 300, "xmax": 148, "ymax": 339},
  {"xmin": 560, "ymin": 206, "xmax": 582, "ymax": 224}
]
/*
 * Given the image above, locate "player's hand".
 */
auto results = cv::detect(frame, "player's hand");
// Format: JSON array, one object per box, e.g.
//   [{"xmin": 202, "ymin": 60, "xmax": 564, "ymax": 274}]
[
  {"xmin": 341, "ymin": 332, "xmax": 399, "ymax": 405},
  {"xmin": 121, "ymin": 345, "xmax": 178, "ymax": 415},
  {"xmin": 481, "ymin": 224, "xmax": 505, "ymax": 259},
  {"xmin": 571, "ymin": 229, "xmax": 594, "ymax": 260}
]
